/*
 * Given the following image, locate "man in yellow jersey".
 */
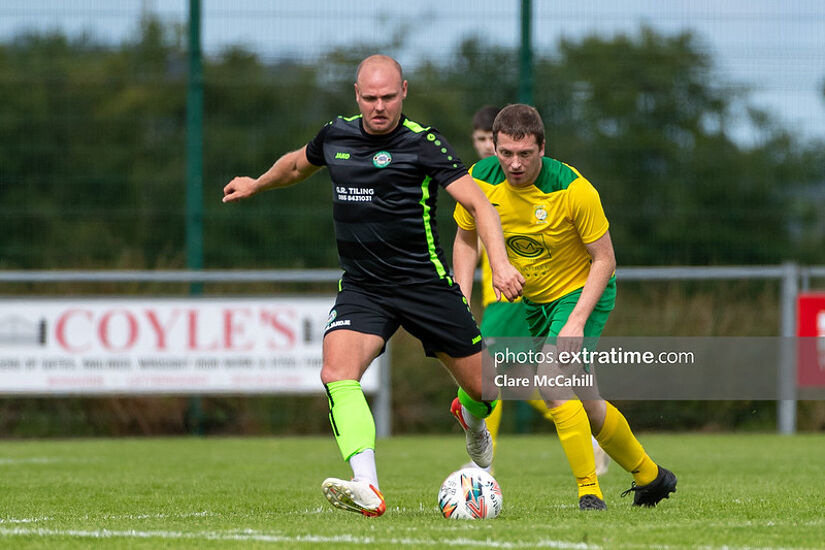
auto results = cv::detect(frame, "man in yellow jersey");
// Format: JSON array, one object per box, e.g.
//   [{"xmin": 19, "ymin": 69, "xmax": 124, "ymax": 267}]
[
  {"xmin": 463, "ymin": 106, "xmax": 610, "ymax": 477},
  {"xmin": 453, "ymin": 104, "xmax": 677, "ymax": 510}
]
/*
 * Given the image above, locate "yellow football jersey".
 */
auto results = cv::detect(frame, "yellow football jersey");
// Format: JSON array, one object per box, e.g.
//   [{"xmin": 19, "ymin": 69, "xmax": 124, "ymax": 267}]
[
  {"xmin": 477, "ymin": 247, "xmax": 521, "ymax": 308},
  {"xmin": 455, "ymin": 155, "xmax": 609, "ymax": 304}
]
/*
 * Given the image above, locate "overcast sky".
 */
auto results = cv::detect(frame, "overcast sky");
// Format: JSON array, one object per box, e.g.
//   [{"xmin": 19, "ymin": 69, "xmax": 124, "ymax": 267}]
[{"xmin": 2, "ymin": 0, "xmax": 824, "ymax": 143}]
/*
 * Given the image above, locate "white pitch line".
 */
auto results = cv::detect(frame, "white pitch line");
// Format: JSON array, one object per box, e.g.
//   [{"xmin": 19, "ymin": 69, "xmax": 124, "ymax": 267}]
[
  {"xmin": 0, "ymin": 457, "xmax": 69, "ymax": 465},
  {"xmin": 0, "ymin": 527, "xmax": 804, "ymax": 549},
  {"xmin": 84, "ymin": 511, "xmax": 216, "ymax": 521},
  {"xmin": 0, "ymin": 527, "xmax": 599, "ymax": 548},
  {"xmin": 0, "ymin": 511, "xmax": 215, "ymax": 525},
  {"xmin": 0, "ymin": 517, "xmax": 52, "ymax": 524}
]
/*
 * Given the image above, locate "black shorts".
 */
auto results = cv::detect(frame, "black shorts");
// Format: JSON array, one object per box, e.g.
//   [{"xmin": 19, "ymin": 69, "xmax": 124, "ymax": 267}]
[{"xmin": 324, "ymin": 277, "xmax": 482, "ymax": 358}]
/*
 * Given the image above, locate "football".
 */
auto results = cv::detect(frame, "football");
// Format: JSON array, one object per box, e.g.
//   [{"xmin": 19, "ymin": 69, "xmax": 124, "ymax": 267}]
[{"xmin": 437, "ymin": 468, "xmax": 502, "ymax": 519}]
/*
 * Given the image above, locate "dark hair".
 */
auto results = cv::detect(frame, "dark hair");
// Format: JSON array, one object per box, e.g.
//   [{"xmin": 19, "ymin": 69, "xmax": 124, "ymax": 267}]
[
  {"xmin": 472, "ymin": 105, "xmax": 500, "ymax": 132},
  {"xmin": 492, "ymin": 104, "xmax": 545, "ymax": 147}
]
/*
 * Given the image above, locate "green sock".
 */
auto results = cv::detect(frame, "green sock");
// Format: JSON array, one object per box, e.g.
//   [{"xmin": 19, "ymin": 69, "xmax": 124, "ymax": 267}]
[
  {"xmin": 457, "ymin": 387, "xmax": 497, "ymax": 420},
  {"xmin": 325, "ymin": 380, "xmax": 375, "ymax": 461}
]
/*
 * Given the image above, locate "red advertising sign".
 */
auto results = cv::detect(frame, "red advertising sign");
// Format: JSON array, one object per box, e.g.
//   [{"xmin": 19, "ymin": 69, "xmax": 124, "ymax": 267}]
[
  {"xmin": 797, "ymin": 293, "xmax": 825, "ymax": 387},
  {"xmin": 0, "ymin": 297, "xmax": 381, "ymax": 395}
]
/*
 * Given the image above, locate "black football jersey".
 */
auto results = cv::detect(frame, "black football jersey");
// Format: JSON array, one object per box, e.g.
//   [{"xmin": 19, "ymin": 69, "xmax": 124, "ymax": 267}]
[{"xmin": 305, "ymin": 114, "xmax": 467, "ymax": 285}]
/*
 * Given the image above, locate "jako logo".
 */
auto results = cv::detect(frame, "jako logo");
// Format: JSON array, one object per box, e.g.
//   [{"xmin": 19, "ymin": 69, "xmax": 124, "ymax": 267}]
[{"xmin": 335, "ymin": 152, "xmax": 350, "ymax": 160}]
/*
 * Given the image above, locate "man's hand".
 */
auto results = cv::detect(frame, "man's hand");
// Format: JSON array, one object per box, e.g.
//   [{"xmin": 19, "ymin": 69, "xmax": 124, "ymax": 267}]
[
  {"xmin": 491, "ymin": 262, "xmax": 525, "ymax": 302},
  {"xmin": 556, "ymin": 321, "xmax": 584, "ymax": 363},
  {"xmin": 222, "ymin": 177, "xmax": 260, "ymax": 203}
]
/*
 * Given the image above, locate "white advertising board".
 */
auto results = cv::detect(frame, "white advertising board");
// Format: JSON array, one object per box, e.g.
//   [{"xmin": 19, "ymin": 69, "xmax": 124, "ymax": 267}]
[{"xmin": 0, "ymin": 297, "xmax": 380, "ymax": 395}]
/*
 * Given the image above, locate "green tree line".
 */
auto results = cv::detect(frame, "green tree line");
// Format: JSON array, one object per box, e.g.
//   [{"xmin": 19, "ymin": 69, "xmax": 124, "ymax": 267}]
[
  {"xmin": 1, "ymin": 18, "xmax": 824, "ymax": 271},
  {"xmin": 3, "ymin": 19, "xmax": 825, "ymax": 436}
]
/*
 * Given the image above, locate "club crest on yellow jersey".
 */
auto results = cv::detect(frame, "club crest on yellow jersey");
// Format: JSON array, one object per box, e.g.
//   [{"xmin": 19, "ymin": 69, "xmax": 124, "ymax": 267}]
[{"xmin": 534, "ymin": 205, "xmax": 548, "ymax": 224}]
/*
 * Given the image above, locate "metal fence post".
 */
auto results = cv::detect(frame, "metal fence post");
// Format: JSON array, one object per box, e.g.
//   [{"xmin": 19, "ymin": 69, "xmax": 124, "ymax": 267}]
[
  {"xmin": 778, "ymin": 262, "xmax": 798, "ymax": 434},
  {"xmin": 800, "ymin": 267, "xmax": 810, "ymax": 292},
  {"xmin": 374, "ymin": 338, "xmax": 392, "ymax": 438},
  {"xmin": 518, "ymin": 0, "xmax": 533, "ymax": 105},
  {"xmin": 186, "ymin": 0, "xmax": 205, "ymax": 434}
]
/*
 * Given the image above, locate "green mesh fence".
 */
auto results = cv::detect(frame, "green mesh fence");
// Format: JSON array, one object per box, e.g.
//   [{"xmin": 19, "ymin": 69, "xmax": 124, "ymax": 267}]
[{"xmin": 1, "ymin": 2, "xmax": 824, "ymax": 269}]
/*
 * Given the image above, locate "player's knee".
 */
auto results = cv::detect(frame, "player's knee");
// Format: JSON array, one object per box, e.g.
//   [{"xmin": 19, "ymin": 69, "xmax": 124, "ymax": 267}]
[
  {"xmin": 320, "ymin": 358, "xmax": 367, "ymax": 385},
  {"xmin": 320, "ymin": 363, "xmax": 346, "ymax": 385}
]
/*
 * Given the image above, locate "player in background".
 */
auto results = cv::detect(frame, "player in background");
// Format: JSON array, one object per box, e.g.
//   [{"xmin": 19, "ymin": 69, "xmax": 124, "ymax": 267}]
[
  {"xmin": 453, "ymin": 104, "xmax": 676, "ymax": 510},
  {"xmin": 463, "ymin": 106, "xmax": 609, "ymax": 477},
  {"xmin": 224, "ymin": 55, "xmax": 524, "ymax": 517}
]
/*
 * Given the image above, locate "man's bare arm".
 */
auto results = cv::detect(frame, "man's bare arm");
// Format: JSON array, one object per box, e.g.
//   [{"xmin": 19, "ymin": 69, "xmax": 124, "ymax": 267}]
[{"xmin": 223, "ymin": 145, "xmax": 320, "ymax": 203}]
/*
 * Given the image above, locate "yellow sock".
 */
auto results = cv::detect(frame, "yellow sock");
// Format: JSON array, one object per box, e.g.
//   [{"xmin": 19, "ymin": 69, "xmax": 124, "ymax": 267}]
[
  {"xmin": 486, "ymin": 399, "xmax": 503, "ymax": 456},
  {"xmin": 549, "ymin": 401, "xmax": 602, "ymax": 499},
  {"xmin": 527, "ymin": 397, "xmax": 553, "ymax": 421},
  {"xmin": 594, "ymin": 401, "xmax": 659, "ymax": 486}
]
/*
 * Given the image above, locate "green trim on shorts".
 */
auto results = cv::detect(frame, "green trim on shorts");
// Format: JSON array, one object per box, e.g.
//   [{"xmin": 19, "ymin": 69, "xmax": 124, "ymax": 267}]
[{"xmin": 522, "ymin": 276, "xmax": 617, "ymax": 339}]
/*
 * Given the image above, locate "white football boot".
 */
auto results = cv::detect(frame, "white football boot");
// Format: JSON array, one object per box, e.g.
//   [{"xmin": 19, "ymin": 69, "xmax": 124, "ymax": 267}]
[
  {"xmin": 450, "ymin": 398, "xmax": 493, "ymax": 469},
  {"xmin": 322, "ymin": 478, "xmax": 386, "ymax": 517}
]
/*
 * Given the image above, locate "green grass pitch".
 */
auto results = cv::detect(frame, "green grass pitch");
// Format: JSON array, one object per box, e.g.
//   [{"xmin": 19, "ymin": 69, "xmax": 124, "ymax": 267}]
[{"xmin": 1, "ymin": 433, "xmax": 824, "ymax": 548}]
